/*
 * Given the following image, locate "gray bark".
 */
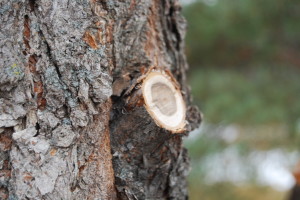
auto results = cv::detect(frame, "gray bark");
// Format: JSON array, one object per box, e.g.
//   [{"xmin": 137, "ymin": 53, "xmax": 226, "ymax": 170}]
[{"xmin": 0, "ymin": 0, "xmax": 201, "ymax": 199}]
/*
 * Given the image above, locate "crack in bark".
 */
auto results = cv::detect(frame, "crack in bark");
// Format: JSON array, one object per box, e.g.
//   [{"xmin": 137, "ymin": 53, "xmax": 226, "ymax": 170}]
[
  {"xmin": 29, "ymin": 0, "xmax": 36, "ymax": 12},
  {"xmin": 34, "ymin": 122, "xmax": 40, "ymax": 137},
  {"xmin": 0, "ymin": 128, "xmax": 13, "ymax": 199},
  {"xmin": 42, "ymin": 36, "xmax": 62, "ymax": 78},
  {"xmin": 24, "ymin": 13, "xmax": 47, "ymax": 110},
  {"xmin": 1, "ymin": 0, "xmax": 200, "ymax": 199}
]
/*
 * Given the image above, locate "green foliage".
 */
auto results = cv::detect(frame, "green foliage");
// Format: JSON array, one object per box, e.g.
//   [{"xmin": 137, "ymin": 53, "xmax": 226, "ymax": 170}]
[
  {"xmin": 189, "ymin": 67, "xmax": 300, "ymax": 135},
  {"xmin": 183, "ymin": 0, "xmax": 300, "ymax": 67},
  {"xmin": 186, "ymin": 131, "xmax": 226, "ymax": 158},
  {"xmin": 182, "ymin": 1, "xmax": 300, "ymax": 199}
]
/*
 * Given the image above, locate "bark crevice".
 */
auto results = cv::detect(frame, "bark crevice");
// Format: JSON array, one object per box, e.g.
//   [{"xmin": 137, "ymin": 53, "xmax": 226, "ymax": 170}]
[{"xmin": 1, "ymin": 0, "xmax": 200, "ymax": 199}]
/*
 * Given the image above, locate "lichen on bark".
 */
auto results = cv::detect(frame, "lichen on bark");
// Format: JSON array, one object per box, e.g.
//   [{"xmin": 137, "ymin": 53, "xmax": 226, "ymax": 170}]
[
  {"xmin": 1, "ymin": 0, "xmax": 116, "ymax": 199},
  {"xmin": 0, "ymin": 0, "xmax": 201, "ymax": 199}
]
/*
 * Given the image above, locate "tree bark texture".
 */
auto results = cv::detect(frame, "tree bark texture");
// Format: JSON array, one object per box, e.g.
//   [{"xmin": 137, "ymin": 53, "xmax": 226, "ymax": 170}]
[{"xmin": 0, "ymin": 0, "xmax": 201, "ymax": 199}]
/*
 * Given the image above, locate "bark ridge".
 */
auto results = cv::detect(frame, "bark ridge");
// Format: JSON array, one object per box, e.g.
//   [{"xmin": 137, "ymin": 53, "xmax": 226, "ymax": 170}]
[{"xmin": 0, "ymin": 0, "xmax": 201, "ymax": 199}]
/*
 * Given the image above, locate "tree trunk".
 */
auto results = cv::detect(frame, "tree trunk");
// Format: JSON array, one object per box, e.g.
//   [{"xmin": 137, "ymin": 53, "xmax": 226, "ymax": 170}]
[{"xmin": 0, "ymin": 0, "xmax": 201, "ymax": 199}]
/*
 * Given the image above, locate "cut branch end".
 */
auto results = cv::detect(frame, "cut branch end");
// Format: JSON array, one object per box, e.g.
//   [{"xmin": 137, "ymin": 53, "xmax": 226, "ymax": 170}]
[{"xmin": 142, "ymin": 71, "xmax": 186, "ymax": 133}]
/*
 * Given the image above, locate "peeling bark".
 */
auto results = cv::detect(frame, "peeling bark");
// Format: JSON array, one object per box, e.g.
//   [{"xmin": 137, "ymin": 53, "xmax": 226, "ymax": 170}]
[{"xmin": 0, "ymin": 0, "xmax": 201, "ymax": 199}]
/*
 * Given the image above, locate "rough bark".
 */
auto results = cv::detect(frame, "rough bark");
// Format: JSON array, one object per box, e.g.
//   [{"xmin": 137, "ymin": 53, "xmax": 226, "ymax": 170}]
[{"xmin": 0, "ymin": 0, "xmax": 201, "ymax": 199}]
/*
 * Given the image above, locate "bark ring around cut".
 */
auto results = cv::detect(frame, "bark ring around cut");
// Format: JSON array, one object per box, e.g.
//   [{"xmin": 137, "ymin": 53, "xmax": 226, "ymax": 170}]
[{"xmin": 142, "ymin": 71, "xmax": 186, "ymax": 133}]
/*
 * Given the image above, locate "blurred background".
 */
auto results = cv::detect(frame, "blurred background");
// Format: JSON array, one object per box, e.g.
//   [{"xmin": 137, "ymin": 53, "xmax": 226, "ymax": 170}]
[{"xmin": 180, "ymin": 0, "xmax": 300, "ymax": 199}]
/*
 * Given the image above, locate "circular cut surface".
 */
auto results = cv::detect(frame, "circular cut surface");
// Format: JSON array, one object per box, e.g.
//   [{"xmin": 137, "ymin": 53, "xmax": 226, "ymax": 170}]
[
  {"xmin": 142, "ymin": 71, "xmax": 186, "ymax": 133},
  {"xmin": 151, "ymin": 83, "xmax": 177, "ymax": 116}
]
